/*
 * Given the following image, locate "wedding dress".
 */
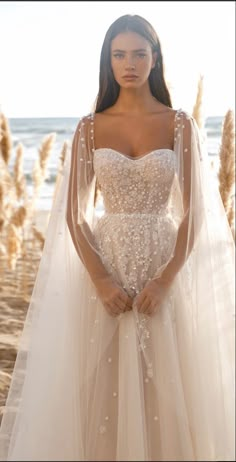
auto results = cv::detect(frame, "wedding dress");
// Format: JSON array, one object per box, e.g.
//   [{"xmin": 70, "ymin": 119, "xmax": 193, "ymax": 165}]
[{"xmin": 0, "ymin": 109, "xmax": 234, "ymax": 461}]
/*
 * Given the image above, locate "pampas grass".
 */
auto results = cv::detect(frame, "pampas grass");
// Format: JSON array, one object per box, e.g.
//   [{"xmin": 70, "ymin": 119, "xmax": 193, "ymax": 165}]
[
  {"xmin": 14, "ymin": 143, "xmax": 27, "ymax": 202},
  {"xmin": 59, "ymin": 140, "xmax": 67, "ymax": 167},
  {"xmin": 10, "ymin": 206, "xmax": 27, "ymax": 228},
  {"xmin": 52, "ymin": 140, "xmax": 68, "ymax": 205},
  {"xmin": 227, "ymin": 197, "xmax": 235, "ymax": 228},
  {"xmin": 0, "ymin": 113, "xmax": 56, "ymax": 293},
  {"xmin": 32, "ymin": 158, "xmax": 43, "ymax": 199},
  {"xmin": 218, "ymin": 110, "xmax": 235, "ymax": 216},
  {"xmin": 32, "ymin": 133, "xmax": 56, "ymax": 205},
  {"xmin": 192, "ymin": 75, "xmax": 204, "ymax": 129},
  {"xmin": 227, "ymin": 197, "xmax": 235, "ymax": 240},
  {"xmin": 0, "ymin": 216, "xmax": 4, "ymax": 233},
  {"xmin": 0, "ymin": 153, "xmax": 15, "ymax": 198},
  {"xmin": 20, "ymin": 246, "xmax": 28, "ymax": 299},
  {"xmin": 32, "ymin": 226, "xmax": 45, "ymax": 251},
  {"xmin": 0, "ymin": 183, "xmax": 4, "ymax": 212},
  {"xmin": 0, "ymin": 113, "xmax": 12, "ymax": 165},
  {"xmin": 6, "ymin": 224, "xmax": 21, "ymax": 271},
  {"xmin": 38, "ymin": 133, "xmax": 56, "ymax": 180}
]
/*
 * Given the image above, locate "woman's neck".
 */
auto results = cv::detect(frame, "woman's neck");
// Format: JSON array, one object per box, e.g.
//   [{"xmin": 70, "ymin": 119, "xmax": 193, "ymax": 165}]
[{"xmin": 111, "ymin": 85, "xmax": 161, "ymax": 115}]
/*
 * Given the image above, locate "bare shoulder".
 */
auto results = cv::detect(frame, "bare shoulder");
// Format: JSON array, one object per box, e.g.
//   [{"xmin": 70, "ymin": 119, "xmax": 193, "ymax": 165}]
[
  {"xmin": 93, "ymin": 110, "xmax": 116, "ymax": 122},
  {"xmin": 92, "ymin": 111, "xmax": 118, "ymax": 133}
]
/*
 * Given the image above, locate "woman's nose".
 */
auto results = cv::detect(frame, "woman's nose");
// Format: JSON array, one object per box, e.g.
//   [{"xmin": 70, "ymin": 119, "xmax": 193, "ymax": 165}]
[{"xmin": 125, "ymin": 59, "xmax": 136, "ymax": 70}]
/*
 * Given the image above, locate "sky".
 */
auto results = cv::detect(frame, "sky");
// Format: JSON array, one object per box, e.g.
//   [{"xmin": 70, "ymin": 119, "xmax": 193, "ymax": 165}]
[{"xmin": 0, "ymin": 1, "xmax": 235, "ymax": 118}]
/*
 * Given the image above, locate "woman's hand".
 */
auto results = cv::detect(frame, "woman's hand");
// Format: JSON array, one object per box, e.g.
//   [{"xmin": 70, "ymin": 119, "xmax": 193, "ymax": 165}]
[
  {"xmin": 134, "ymin": 277, "xmax": 173, "ymax": 316},
  {"xmin": 95, "ymin": 277, "xmax": 133, "ymax": 317}
]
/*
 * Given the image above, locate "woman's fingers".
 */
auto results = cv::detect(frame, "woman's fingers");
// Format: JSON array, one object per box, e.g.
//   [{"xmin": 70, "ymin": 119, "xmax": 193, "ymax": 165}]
[
  {"xmin": 124, "ymin": 297, "xmax": 133, "ymax": 311},
  {"xmin": 135, "ymin": 293, "xmax": 151, "ymax": 313},
  {"xmin": 114, "ymin": 298, "xmax": 126, "ymax": 313},
  {"xmin": 138, "ymin": 296, "xmax": 150, "ymax": 314},
  {"xmin": 107, "ymin": 296, "xmax": 131, "ymax": 317},
  {"xmin": 118, "ymin": 291, "xmax": 133, "ymax": 311},
  {"xmin": 146, "ymin": 301, "xmax": 158, "ymax": 316}
]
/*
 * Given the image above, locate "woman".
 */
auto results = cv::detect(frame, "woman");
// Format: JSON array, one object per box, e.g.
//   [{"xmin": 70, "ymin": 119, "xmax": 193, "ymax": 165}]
[{"xmin": 0, "ymin": 14, "xmax": 235, "ymax": 462}]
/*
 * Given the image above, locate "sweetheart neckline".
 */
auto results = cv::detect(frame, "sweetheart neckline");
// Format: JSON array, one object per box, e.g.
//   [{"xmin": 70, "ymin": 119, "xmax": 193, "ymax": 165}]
[{"xmin": 94, "ymin": 147, "xmax": 175, "ymax": 161}]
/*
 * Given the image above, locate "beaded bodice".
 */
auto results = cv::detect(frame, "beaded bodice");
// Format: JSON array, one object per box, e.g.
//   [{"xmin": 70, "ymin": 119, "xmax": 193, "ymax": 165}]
[
  {"xmin": 93, "ymin": 148, "xmax": 177, "ymax": 215},
  {"xmin": 93, "ymin": 147, "xmax": 180, "ymax": 296}
]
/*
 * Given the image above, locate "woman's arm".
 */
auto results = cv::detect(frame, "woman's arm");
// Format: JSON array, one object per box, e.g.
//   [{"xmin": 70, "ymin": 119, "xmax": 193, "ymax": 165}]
[
  {"xmin": 66, "ymin": 117, "xmax": 133, "ymax": 315},
  {"xmin": 155, "ymin": 112, "xmax": 204, "ymax": 284},
  {"xmin": 66, "ymin": 119, "xmax": 110, "ymax": 284}
]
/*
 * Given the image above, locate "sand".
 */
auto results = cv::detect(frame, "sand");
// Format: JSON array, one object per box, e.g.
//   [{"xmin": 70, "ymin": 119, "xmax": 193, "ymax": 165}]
[{"xmin": 0, "ymin": 210, "xmax": 50, "ymax": 420}]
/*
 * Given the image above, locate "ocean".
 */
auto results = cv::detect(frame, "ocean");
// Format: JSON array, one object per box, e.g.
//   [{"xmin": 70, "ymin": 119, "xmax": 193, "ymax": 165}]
[{"xmin": 7, "ymin": 116, "xmax": 223, "ymax": 210}]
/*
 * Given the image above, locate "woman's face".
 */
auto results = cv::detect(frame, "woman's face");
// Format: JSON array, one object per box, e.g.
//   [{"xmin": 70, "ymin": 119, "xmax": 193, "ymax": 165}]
[{"xmin": 110, "ymin": 31, "xmax": 157, "ymax": 88}]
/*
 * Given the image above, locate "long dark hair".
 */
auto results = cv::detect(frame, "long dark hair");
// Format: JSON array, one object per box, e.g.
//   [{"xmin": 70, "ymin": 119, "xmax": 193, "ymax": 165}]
[{"xmin": 94, "ymin": 14, "xmax": 172, "ymax": 113}]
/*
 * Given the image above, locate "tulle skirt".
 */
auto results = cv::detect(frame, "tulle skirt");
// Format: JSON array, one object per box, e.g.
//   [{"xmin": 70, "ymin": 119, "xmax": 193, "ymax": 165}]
[{"xmin": 0, "ymin": 189, "xmax": 234, "ymax": 461}]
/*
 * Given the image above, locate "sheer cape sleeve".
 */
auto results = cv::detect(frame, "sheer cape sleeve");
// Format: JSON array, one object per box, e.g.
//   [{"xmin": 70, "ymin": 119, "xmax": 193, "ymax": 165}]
[
  {"xmin": 66, "ymin": 114, "xmax": 112, "ymax": 285},
  {"xmin": 153, "ymin": 109, "xmax": 205, "ymax": 282}
]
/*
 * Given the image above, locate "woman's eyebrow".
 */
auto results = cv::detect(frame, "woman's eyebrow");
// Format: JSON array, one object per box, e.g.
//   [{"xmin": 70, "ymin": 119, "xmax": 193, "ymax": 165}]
[{"xmin": 112, "ymin": 48, "xmax": 147, "ymax": 53}]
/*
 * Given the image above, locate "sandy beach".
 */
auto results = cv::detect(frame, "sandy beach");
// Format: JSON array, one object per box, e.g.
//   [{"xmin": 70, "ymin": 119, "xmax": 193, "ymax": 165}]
[{"xmin": 0, "ymin": 210, "xmax": 50, "ymax": 420}]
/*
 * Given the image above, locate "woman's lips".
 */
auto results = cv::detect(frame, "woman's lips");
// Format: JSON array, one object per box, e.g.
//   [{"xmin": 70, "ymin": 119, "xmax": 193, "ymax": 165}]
[{"xmin": 122, "ymin": 75, "xmax": 138, "ymax": 80}]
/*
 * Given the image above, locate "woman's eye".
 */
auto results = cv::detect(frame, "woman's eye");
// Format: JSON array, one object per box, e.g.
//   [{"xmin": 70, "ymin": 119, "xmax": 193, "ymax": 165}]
[
  {"xmin": 137, "ymin": 53, "xmax": 146, "ymax": 58},
  {"xmin": 113, "ymin": 53, "xmax": 124, "ymax": 59}
]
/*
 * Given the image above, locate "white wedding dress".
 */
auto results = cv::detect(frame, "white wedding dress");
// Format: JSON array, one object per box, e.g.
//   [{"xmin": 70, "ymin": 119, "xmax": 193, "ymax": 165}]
[{"xmin": 0, "ymin": 110, "xmax": 234, "ymax": 461}]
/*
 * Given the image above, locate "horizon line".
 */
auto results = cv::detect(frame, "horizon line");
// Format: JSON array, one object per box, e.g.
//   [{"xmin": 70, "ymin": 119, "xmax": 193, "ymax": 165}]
[{"xmin": 6, "ymin": 113, "xmax": 226, "ymax": 120}]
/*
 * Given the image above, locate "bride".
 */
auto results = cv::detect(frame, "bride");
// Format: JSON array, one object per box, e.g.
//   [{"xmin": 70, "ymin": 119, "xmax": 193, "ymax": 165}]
[{"xmin": 0, "ymin": 14, "xmax": 235, "ymax": 461}]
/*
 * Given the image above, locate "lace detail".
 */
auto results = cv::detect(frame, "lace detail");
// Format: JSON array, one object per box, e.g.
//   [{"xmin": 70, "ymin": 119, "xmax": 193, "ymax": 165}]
[
  {"xmin": 93, "ymin": 149, "xmax": 177, "ymax": 214},
  {"xmin": 93, "ymin": 149, "xmax": 182, "ymax": 297},
  {"xmin": 94, "ymin": 213, "xmax": 178, "ymax": 296}
]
